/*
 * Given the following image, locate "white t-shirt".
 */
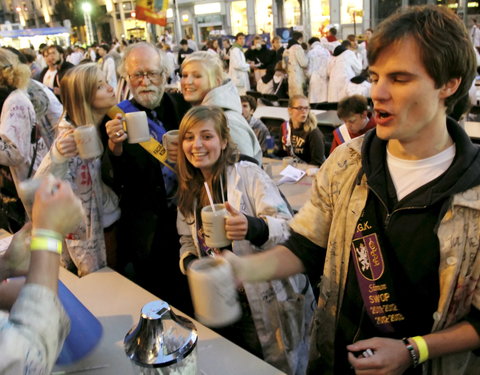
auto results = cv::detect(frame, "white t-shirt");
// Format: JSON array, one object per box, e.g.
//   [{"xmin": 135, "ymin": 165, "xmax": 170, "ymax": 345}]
[
  {"xmin": 387, "ymin": 144, "xmax": 456, "ymax": 201},
  {"xmin": 42, "ymin": 69, "xmax": 57, "ymax": 89}
]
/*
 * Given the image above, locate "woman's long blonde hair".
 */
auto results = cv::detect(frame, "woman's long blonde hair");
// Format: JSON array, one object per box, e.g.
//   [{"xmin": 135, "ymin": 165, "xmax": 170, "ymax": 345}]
[
  {"xmin": 0, "ymin": 49, "xmax": 31, "ymax": 90},
  {"xmin": 289, "ymin": 94, "xmax": 317, "ymax": 132},
  {"xmin": 60, "ymin": 63, "xmax": 101, "ymax": 126},
  {"xmin": 176, "ymin": 105, "xmax": 238, "ymax": 219}
]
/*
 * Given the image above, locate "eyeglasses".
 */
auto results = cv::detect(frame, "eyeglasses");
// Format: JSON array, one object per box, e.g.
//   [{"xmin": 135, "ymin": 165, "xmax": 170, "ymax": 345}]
[
  {"xmin": 128, "ymin": 71, "xmax": 162, "ymax": 84},
  {"xmin": 290, "ymin": 106, "xmax": 310, "ymax": 112}
]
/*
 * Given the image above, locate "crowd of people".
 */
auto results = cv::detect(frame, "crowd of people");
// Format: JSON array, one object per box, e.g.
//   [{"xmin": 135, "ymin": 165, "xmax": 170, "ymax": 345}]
[{"xmin": 1, "ymin": 4, "xmax": 480, "ymax": 375}]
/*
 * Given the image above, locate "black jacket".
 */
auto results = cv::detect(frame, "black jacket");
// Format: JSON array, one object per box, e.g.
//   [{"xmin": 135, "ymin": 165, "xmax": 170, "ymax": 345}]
[
  {"xmin": 104, "ymin": 92, "xmax": 192, "ymax": 312},
  {"xmin": 245, "ymin": 45, "xmax": 276, "ymax": 73},
  {"xmin": 286, "ymin": 118, "xmax": 480, "ymax": 374}
]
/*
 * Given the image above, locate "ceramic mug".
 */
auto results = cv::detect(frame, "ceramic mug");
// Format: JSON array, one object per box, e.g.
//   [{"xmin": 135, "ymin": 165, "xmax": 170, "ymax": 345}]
[
  {"xmin": 124, "ymin": 111, "xmax": 150, "ymax": 144},
  {"xmin": 187, "ymin": 257, "xmax": 241, "ymax": 327},
  {"xmin": 200, "ymin": 204, "xmax": 231, "ymax": 249},
  {"xmin": 162, "ymin": 130, "xmax": 179, "ymax": 163},
  {"xmin": 73, "ymin": 125, "xmax": 103, "ymax": 160}
]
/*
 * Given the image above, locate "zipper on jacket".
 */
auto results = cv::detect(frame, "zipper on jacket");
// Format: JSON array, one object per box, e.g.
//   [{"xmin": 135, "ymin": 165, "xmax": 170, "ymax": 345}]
[
  {"xmin": 368, "ymin": 186, "xmax": 427, "ymax": 227},
  {"xmin": 352, "ymin": 307, "xmax": 366, "ymax": 343}
]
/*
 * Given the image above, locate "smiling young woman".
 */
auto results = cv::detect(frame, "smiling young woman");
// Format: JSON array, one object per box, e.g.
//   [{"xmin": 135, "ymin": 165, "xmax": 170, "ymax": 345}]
[{"xmin": 176, "ymin": 105, "xmax": 315, "ymax": 375}]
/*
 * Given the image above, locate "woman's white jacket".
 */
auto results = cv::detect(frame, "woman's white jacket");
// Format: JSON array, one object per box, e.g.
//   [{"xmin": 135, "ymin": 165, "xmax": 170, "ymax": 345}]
[{"xmin": 177, "ymin": 161, "xmax": 314, "ymax": 375}]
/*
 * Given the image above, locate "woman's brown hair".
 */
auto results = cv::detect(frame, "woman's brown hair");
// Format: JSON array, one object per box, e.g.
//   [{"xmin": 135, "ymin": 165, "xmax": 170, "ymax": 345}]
[{"xmin": 176, "ymin": 105, "xmax": 238, "ymax": 219}]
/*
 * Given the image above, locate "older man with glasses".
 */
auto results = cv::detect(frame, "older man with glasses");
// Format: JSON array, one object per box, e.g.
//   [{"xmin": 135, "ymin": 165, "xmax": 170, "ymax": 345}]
[{"xmin": 104, "ymin": 42, "xmax": 192, "ymax": 314}]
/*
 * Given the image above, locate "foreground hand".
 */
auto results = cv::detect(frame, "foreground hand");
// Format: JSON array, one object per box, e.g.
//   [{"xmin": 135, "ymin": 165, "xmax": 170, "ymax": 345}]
[
  {"xmin": 347, "ymin": 337, "xmax": 412, "ymax": 375},
  {"xmin": 224, "ymin": 202, "xmax": 248, "ymax": 240},
  {"xmin": 105, "ymin": 114, "xmax": 128, "ymax": 144},
  {"xmin": 55, "ymin": 128, "xmax": 77, "ymax": 158},
  {"xmin": 32, "ymin": 175, "xmax": 85, "ymax": 236}
]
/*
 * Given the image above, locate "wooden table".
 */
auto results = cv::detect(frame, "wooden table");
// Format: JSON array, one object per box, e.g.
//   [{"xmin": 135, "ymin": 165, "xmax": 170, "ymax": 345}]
[
  {"xmin": 54, "ymin": 267, "xmax": 286, "ymax": 375},
  {"xmin": 263, "ymin": 157, "xmax": 314, "ymax": 212},
  {"xmin": 465, "ymin": 121, "xmax": 480, "ymax": 140}
]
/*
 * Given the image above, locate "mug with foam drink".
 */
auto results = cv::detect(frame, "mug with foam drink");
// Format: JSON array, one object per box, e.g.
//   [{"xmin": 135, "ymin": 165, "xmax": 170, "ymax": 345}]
[
  {"xmin": 200, "ymin": 204, "xmax": 231, "ymax": 248},
  {"xmin": 73, "ymin": 125, "xmax": 103, "ymax": 160},
  {"xmin": 162, "ymin": 130, "xmax": 179, "ymax": 163},
  {"xmin": 187, "ymin": 256, "xmax": 241, "ymax": 327},
  {"xmin": 124, "ymin": 111, "xmax": 150, "ymax": 144}
]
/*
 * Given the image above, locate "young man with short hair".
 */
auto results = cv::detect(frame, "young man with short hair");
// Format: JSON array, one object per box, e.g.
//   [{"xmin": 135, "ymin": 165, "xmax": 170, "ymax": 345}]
[
  {"xmin": 330, "ymin": 94, "xmax": 376, "ymax": 153},
  {"xmin": 37, "ymin": 45, "xmax": 74, "ymax": 100},
  {"xmin": 240, "ymin": 95, "xmax": 271, "ymax": 154},
  {"xmin": 225, "ymin": 6, "xmax": 480, "ymax": 374},
  {"xmin": 228, "ymin": 33, "xmax": 251, "ymax": 94},
  {"xmin": 177, "ymin": 39, "xmax": 194, "ymax": 67}
]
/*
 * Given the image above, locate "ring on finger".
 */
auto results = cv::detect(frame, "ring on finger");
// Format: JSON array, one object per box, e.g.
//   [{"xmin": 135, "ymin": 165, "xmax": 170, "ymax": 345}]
[{"xmin": 115, "ymin": 131, "xmax": 121, "ymax": 137}]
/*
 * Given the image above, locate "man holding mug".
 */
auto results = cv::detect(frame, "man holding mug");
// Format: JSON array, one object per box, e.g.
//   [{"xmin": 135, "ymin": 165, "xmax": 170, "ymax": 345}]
[{"xmin": 104, "ymin": 42, "xmax": 192, "ymax": 314}]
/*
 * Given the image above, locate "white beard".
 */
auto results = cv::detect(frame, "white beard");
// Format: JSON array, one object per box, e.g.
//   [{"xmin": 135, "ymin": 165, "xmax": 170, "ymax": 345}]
[{"xmin": 132, "ymin": 85, "xmax": 165, "ymax": 109}]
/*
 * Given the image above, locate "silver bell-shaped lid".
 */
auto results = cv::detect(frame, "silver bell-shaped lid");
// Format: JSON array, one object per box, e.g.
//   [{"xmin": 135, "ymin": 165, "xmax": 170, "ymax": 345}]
[{"xmin": 124, "ymin": 300, "xmax": 198, "ymax": 368}]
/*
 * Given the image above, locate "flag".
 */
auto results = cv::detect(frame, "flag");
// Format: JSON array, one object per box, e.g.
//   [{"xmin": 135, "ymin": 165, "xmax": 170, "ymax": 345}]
[{"xmin": 135, "ymin": 0, "xmax": 169, "ymax": 26}]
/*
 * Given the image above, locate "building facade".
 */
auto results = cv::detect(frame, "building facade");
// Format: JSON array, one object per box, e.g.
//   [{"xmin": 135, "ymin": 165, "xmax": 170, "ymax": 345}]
[
  {"xmin": 159, "ymin": 0, "xmax": 479, "ymax": 45},
  {"xmin": 1, "ymin": 0, "xmax": 476, "ymax": 48}
]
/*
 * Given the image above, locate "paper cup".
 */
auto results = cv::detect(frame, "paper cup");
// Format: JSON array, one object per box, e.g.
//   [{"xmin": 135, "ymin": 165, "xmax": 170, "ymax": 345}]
[
  {"xmin": 73, "ymin": 125, "xmax": 103, "ymax": 160},
  {"xmin": 187, "ymin": 257, "xmax": 241, "ymax": 327},
  {"xmin": 124, "ymin": 111, "xmax": 150, "ymax": 144},
  {"xmin": 200, "ymin": 204, "xmax": 231, "ymax": 249},
  {"xmin": 56, "ymin": 281, "xmax": 103, "ymax": 364},
  {"xmin": 162, "ymin": 130, "xmax": 179, "ymax": 163},
  {"xmin": 282, "ymin": 156, "xmax": 294, "ymax": 168}
]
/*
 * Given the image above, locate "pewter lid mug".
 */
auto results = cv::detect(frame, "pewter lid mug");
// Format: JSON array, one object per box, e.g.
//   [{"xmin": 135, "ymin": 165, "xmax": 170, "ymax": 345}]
[{"xmin": 124, "ymin": 300, "xmax": 198, "ymax": 368}]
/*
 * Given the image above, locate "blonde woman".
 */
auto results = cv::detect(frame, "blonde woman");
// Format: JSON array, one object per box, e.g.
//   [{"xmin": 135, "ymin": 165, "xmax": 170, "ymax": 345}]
[
  {"xmin": 0, "ymin": 49, "xmax": 48, "ymax": 194},
  {"xmin": 180, "ymin": 51, "xmax": 262, "ymax": 163},
  {"xmin": 176, "ymin": 105, "xmax": 314, "ymax": 375},
  {"xmin": 35, "ymin": 63, "xmax": 120, "ymax": 276},
  {"xmin": 280, "ymin": 95, "xmax": 325, "ymax": 166}
]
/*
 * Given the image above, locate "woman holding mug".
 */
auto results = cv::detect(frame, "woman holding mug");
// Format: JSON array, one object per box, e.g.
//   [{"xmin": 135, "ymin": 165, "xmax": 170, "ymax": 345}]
[
  {"xmin": 176, "ymin": 105, "xmax": 314, "ymax": 375},
  {"xmin": 35, "ymin": 63, "xmax": 120, "ymax": 276},
  {"xmin": 280, "ymin": 94, "xmax": 326, "ymax": 166}
]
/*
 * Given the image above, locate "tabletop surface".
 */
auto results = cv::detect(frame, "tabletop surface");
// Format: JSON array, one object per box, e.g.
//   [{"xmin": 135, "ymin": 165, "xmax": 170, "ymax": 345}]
[
  {"xmin": 254, "ymin": 106, "xmax": 326, "ymax": 122},
  {"xmin": 54, "ymin": 267, "xmax": 286, "ymax": 375},
  {"xmin": 465, "ymin": 121, "xmax": 480, "ymax": 139},
  {"xmin": 263, "ymin": 157, "xmax": 314, "ymax": 212}
]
